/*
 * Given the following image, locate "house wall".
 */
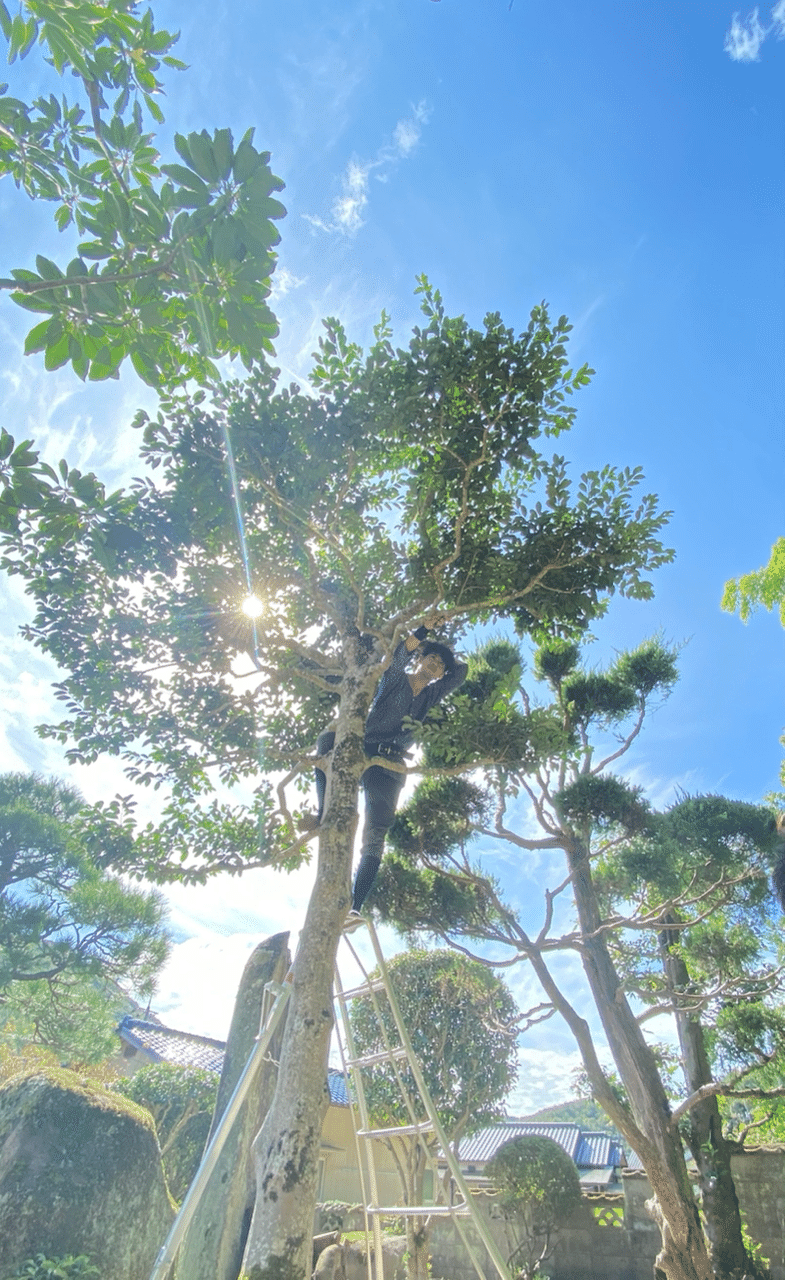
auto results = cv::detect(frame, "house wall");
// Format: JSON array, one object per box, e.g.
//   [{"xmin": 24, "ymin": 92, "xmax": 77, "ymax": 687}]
[{"xmin": 319, "ymin": 1104, "xmax": 401, "ymax": 1207}]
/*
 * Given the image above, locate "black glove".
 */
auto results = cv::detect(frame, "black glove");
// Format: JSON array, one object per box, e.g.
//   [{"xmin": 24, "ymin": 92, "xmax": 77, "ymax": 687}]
[{"xmin": 413, "ymin": 625, "xmax": 429, "ymax": 641}]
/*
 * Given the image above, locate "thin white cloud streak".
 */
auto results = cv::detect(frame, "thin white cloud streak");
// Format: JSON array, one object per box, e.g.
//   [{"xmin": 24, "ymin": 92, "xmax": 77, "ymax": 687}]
[
  {"xmin": 724, "ymin": 3, "xmax": 785, "ymax": 60},
  {"xmin": 304, "ymin": 101, "xmax": 432, "ymax": 236}
]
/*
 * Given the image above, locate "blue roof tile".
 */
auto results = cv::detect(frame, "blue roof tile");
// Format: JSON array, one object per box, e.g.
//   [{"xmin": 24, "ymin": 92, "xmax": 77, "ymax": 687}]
[{"xmin": 456, "ymin": 1121, "xmax": 623, "ymax": 1172}]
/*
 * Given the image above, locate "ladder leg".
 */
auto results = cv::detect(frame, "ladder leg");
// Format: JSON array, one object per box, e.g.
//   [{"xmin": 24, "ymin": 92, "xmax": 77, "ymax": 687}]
[
  {"xmin": 335, "ymin": 958, "xmax": 386, "ymax": 1280},
  {"xmin": 342, "ymin": 919, "xmax": 512, "ymax": 1280},
  {"xmin": 146, "ymin": 975, "xmax": 292, "ymax": 1280}
]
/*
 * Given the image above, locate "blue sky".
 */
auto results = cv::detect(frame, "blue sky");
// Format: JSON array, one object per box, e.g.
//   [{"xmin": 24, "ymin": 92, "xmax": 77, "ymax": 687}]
[{"xmin": 1, "ymin": 1, "xmax": 783, "ymax": 1111}]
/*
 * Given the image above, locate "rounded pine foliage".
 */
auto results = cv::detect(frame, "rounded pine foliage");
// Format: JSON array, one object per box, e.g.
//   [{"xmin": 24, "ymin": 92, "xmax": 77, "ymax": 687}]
[
  {"xmin": 533, "ymin": 639, "xmax": 580, "ymax": 687},
  {"xmin": 485, "ymin": 1133, "xmax": 581, "ymax": 1222},
  {"xmin": 349, "ymin": 949, "xmax": 517, "ymax": 1137},
  {"xmin": 611, "ymin": 639, "xmax": 678, "ymax": 696},
  {"xmin": 561, "ymin": 673, "xmax": 638, "ymax": 724},
  {"xmin": 555, "ymin": 773, "xmax": 651, "ymax": 835}
]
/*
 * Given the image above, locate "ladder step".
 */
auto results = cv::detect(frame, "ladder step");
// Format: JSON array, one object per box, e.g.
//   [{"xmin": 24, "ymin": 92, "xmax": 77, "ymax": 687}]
[
  {"xmin": 347, "ymin": 1047, "xmax": 408, "ymax": 1068},
  {"xmin": 358, "ymin": 1122, "xmax": 434, "ymax": 1139},
  {"xmin": 339, "ymin": 979, "xmax": 387, "ymax": 1001},
  {"xmin": 367, "ymin": 1204, "xmax": 470, "ymax": 1218}
]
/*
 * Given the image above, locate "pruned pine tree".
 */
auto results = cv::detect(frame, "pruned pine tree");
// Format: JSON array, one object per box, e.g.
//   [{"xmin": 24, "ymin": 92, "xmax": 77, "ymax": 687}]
[
  {"xmin": 372, "ymin": 637, "xmax": 782, "ymax": 1280},
  {"xmin": 0, "ymin": 771, "xmax": 168, "ymax": 1007},
  {"xmin": 0, "ymin": 285, "xmax": 672, "ymax": 1279}
]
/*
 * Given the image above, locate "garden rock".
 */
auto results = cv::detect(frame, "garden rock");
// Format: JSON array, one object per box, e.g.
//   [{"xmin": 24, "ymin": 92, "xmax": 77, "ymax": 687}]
[{"xmin": 0, "ymin": 1068, "xmax": 174, "ymax": 1280}]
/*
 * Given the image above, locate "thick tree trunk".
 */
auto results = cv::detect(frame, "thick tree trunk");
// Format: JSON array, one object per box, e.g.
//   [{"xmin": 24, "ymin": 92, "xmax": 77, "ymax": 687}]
[
  {"xmin": 658, "ymin": 915, "xmax": 760, "ymax": 1280},
  {"xmin": 566, "ymin": 841, "xmax": 713, "ymax": 1280},
  {"xmin": 240, "ymin": 655, "xmax": 374, "ymax": 1280},
  {"xmin": 176, "ymin": 932, "xmax": 291, "ymax": 1280}
]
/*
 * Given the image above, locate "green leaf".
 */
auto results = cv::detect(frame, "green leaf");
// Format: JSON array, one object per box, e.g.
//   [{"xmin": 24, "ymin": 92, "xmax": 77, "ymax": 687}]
[
  {"xmin": 35, "ymin": 255, "xmax": 64, "ymax": 282},
  {"xmin": 8, "ymin": 13, "xmax": 26, "ymax": 62},
  {"xmin": 232, "ymin": 136, "xmax": 262, "ymax": 184},
  {"xmin": 0, "ymin": 3, "xmax": 11, "ymax": 40},
  {"xmin": 19, "ymin": 16, "xmax": 37, "ymax": 59},
  {"xmin": 142, "ymin": 92, "xmax": 164, "ymax": 125},
  {"xmin": 78, "ymin": 241, "xmax": 112, "ymax": 261},
  {"xmin": 44, "ymin": 332, "xmax": 70, "ymax": 370},
  {"xmin": 24, "ymin": 319, "xmax": 53, "ymax": 355},
  {"xmin": 160, "ymin": 163, "xmax": 210, "ymax": 195},
  {"xmin": 182, "ymin": 130, "xmax": 219, "ymax": 183},
  {"xmin": 212, "ymin": 127, "xmax": 233, "ymax": 181}
]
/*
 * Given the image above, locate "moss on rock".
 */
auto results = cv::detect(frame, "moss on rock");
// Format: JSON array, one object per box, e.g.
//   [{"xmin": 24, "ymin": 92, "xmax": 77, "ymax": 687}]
[{"xmin": 0, "ymin": 1068, "xmax": 175, "ymax": 1280}]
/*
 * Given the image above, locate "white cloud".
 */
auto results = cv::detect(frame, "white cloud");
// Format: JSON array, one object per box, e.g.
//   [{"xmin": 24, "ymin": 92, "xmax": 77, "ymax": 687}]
[
  {"xmin": 269, "ymin": 266, "xmax": 307, "ymax": 303},
  {"xmin": 507, "ymin": 1046, "xmax": 584, "ymax": 1116},
  {"xmin": 304, "ymin": 101, "xmax": 431, "ymax": 237},
  {"xmin": 392, "ymin": 103, "xmax": 430, "ymax": 158},
  {"xmin": 333, "ymin": 158, "xmax": 372, "ymax": 233},
  {"xmin": 724, "ymin": 4, "xmax": 784, "ymax": 60}
]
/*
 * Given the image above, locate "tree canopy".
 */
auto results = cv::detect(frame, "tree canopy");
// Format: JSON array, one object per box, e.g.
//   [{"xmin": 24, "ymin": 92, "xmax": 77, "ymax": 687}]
[
  {"xmin": 722, "ymin": 537, "xmax": 785, "ymax": 627},
  {"xmin": 350, "ymin": 947, "xmax": 518, "ymax": 1280},
  {"xmin": 350, "ymin": 947, "xmax": 518, "ymax": 1142},
  {"xmin": 0, "ymin": 285, "xmax": 674, "ymax": 880}
]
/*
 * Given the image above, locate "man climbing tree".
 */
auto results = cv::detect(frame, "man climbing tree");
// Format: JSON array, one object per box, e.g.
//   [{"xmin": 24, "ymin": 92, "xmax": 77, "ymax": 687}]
[
  {"xmin": 0, "ymin": 284, "xmax": 674, "ymax": 1279},
  {"xmin": 313, "ymin": 621, "xmax": 467, "ymax": 917}
]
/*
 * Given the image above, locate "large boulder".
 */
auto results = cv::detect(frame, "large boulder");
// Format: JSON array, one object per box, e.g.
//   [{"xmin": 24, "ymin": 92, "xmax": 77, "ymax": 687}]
[{"xmin": 0, "ymin": 1067, "xmax": 175, "ymax": 1280}]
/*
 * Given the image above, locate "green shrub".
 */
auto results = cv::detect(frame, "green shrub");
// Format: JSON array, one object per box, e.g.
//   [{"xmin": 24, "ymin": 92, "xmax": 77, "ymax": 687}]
[{"xmin": 5, "ymin": 1255, "xmax": 100, "ymax": 1280}]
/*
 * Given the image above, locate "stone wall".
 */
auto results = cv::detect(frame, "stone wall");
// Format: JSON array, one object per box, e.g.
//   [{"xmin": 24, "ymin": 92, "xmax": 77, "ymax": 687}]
[
  {"xmin": 426, "ymin": 1186, "xmax": 660, "ymax": 1280},
  {"xmin": 731, "ymin": 1147, "xmax": 785, "ymax": 1280}
]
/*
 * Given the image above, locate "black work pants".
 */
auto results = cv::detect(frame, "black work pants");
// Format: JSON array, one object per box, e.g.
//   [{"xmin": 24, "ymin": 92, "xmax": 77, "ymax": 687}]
[{"xmin": 314, "ymin": 731, "xmax": 405, "ymax": 908}]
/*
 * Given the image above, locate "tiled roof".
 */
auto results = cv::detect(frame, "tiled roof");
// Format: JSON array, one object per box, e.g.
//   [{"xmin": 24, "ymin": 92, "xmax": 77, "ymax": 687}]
[
  {"xmin": 118, "ymin": 1017, "xmax": 349, "ymax": 1106},
  {"xmin": 328, "ymin": 1068, "xmax": 350, "ymax": 1106},
  {"xmin": 456, "ymin": 1121, "xmax": 623, "ymax": 1172},
  {"xmin": 118, "ymin": 1016, "xmax": 226, "ymax": 1075}
]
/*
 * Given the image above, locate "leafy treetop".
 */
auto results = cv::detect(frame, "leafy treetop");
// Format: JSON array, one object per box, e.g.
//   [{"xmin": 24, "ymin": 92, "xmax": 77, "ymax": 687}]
[{"xmin": 0, "ymin": 0, "xmax": 284, "ymax": 387}]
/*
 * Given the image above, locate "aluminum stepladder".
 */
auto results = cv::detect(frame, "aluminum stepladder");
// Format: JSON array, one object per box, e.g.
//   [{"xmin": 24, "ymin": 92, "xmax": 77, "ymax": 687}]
[
  {"xmin": 334, "ymin": 917, "xmax": 512, "ymax": 1280},
  {"xmin": 147, "ymin": 962, "xmax": 294, "ymax": 1280}
]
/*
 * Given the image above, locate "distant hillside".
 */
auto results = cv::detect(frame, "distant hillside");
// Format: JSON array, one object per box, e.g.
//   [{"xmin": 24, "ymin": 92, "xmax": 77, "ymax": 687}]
[{"xmin": 520, "ymin": 1097, "xmax": 619, "ymax": 1134}]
